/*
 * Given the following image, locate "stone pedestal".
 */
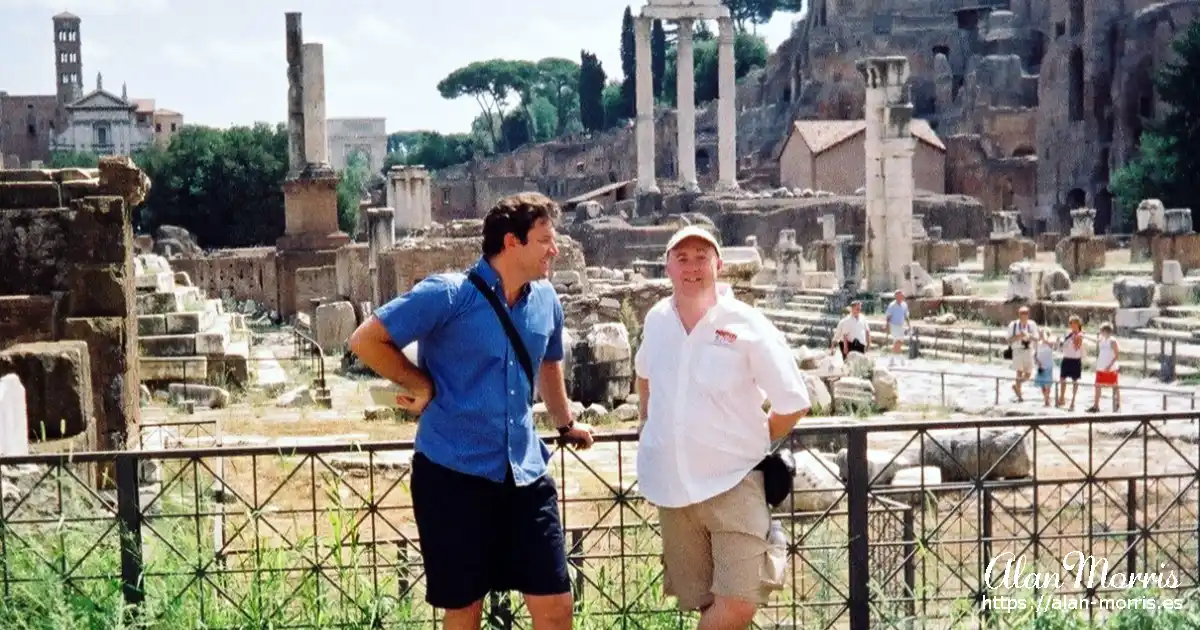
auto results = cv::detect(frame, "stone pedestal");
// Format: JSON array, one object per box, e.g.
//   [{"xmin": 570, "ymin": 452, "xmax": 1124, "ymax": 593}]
[
  {"xmin": 912, "ymin": 240, "xmax": 960, "ymax": 273},
  {"xmin": 1150, "ymin": 232, "xmax": 1200, "ymax": 281},
  {"xmin": 820, "ymin": 214, "xmax": 836, "ymax": 241},
  {"xmin": 775, "ymin": 229, "xmax": 804, "ymax": 287},
  {"xmin": 1136, "ymin": 199, "xmax": 1166, "ymax": 232},
  {"xmin": 1068, "ymin": 208, "xmax": 1096, "ymax": 238},
  {"xmin": 1164, "ymin": 208, "xmax": 1193, "ymax": 235},
  {"xmin": 857, "ymin": 56, "xmax": 915, "ymax": 292},
  {"xmin": 835, "ymin": 237, "xmax": 864, "ymax": 292},
  {"xmin": 1054, "ymin": 236, "xmax": 1106, "ymax": 278},
  {"xmin": 983, "ymin": 238, "xmax": 1035, "ymax": 277}
]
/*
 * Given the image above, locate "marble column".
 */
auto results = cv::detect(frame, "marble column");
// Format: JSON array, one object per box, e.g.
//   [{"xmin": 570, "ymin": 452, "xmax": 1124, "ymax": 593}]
[
  {"xmin": 367, "ymin": 207, "xmax": 395, "ymax": 307},
  {"xmin": 634, "ymin": 16, "xmax": 658, "ymax": 195},
  {"xmin": 676, "ymin": 19, "xmax": 699, "ymax": 193},
  {"xmin": 285, "ymin": 12, "xmax": 305, "ymax": 176},
  {"xmin": 301, "ymin": 42, "xmax": 330, "ymax": 170},
  {"xmin": 859, "ymin": 56, "xmax": 915, "ymax": 292},
  {"xmin": 716, "ymin": 17, "xmax": 739, "ymax": 192}
]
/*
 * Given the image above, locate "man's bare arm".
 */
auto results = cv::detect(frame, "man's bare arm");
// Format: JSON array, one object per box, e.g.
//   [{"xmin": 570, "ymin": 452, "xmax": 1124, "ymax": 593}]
[
  {"xmin": 347, "ymin": 316, "xmax": 431, "ymax": 394},
  {"xmin": 538, "ymin": 361, "xmax": 573, "ymax": 430},
  {"xmin": 636, "ymin": 377, "xmax": 649, "ymax": 434},
  {"xmin": 768, "ymin": 409, "xmax": 808, "ymax": 442}
]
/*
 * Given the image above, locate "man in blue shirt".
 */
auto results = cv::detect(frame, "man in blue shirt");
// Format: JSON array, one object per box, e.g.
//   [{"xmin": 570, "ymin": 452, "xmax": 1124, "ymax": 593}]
[
  {"xmin": 884, "ymin": 290, "xmax": 910, "ymax": 361},
  {"xmin": 347, "ymin": 191, "xmax": 595, "ymax": 630}
]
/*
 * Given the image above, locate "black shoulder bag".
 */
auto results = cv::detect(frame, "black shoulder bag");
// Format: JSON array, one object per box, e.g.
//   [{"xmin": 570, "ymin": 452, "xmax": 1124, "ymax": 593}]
[
  {"xmin": 754, "ymin": 439, "xmax": 796, "ymax": 509},
  {"xmin": 466, "ymin": 272, "xmax": 535, "ymax": 405}
]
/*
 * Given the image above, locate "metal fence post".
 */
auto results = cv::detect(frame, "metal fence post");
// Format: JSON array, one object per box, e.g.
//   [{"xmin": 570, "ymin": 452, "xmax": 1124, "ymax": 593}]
[
  {"xmin": 116, "ymin": 454, "xmax": 144, "ymax": 620},
  {"xmin": 846, "ymin": 424, "xmax": 870, "ymax": 630}
]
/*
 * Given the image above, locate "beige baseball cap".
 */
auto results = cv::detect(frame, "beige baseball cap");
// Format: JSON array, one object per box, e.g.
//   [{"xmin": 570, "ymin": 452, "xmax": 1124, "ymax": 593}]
[{"xmin": 665, "ymin": 225, "xmax": 722, "ymax": 255}]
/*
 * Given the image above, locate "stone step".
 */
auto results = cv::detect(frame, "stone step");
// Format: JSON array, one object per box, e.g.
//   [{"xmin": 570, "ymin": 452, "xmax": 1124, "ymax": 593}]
[
  {"xmin": 1161, "ymin": 305, "xmax": 1200, "ymax": 318},
  {"xmin": 1131, "ymin": 328, "xmax": 1195, "ymax": 343},
  {"xmin": 1149, "ymin": 317, "xmax": 1200, "ymax": 332}
]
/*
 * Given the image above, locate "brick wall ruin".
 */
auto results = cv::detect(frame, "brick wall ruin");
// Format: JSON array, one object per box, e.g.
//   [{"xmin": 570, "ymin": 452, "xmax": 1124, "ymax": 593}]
[{"xmin": 0, "ymin": 157, "xmax": 147, "ymax": 471}]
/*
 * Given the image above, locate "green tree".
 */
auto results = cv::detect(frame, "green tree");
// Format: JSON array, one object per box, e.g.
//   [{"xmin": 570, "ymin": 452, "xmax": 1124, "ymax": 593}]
[
  {"xmin": 336, "ymin": 150, "xmax": 369, "ymax": 235},
  {"xmin": 723, "ymin": 0, "xmax": 800, "ymax": 32},
  {"xmin": 383, "ymin": 131, "xmax": 478, "ymax": 173},
  {"xmin": 1110, "ymin": 21, "xmax": 1200, "ymax": 229},
  {"xmin": 133, "ymin": 123, "xmax": 289, "ymax": 248},
  {"xmin": 579, "ymin": 50, "xmax": 608, "ymax": 132},
  {"xmin": 602, "ymin": 81, "xmax": 626, "ymax": 130},
  {"xmin": 436, "ymin": 60, "xmax": 528, "ymax": 150},
  {"xmin": 46, "ymin": 150, "xmax": 99, "ymax": 168},
  {"xmin": 652, "ymin": 19, "xmax": 667, "ymax": 100},
  {"xmin": 619, "ymin": 6, "xmax": 636, "ymax": 120},
  {"xmin": 663, "ymin": 31, "xmax": 769, "ymax": 106},
  {"xmin": 533, "ymin": 57, "xmax": 581, "ymax": 135}
]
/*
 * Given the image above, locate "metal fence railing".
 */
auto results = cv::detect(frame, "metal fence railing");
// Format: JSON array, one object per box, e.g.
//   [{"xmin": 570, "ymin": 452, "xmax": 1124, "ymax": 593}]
[{"xmin": 1, "ymin": 411, "xmax": 1198, "ymax": 629}]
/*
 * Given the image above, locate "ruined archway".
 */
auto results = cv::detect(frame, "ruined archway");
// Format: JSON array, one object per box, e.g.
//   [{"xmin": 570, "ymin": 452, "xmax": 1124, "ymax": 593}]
[
  {"xmin": 1066, "ymin": 188, "xmax": 1086, "ymax": 209},
  {"xmin": 1123, "ymin": 59, "xmax": 1154, "ymax": 151},
  {"xmin": 1068, "ymin": 47, "xmax": 1084, "ymax": 121},
  {"xmin": 1025, "ymin": 31, "xmax": 1046, "ymax": 73},
  {"xmin": 1012, "ymin": 145, "xmax": 1036, "ymax": 158}
]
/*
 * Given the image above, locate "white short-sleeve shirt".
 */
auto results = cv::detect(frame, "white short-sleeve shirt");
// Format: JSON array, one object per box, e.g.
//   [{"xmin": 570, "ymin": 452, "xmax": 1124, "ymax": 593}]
[{"xmin": 634, "ymin": 293, "xmax": 812, "ymax": 509}]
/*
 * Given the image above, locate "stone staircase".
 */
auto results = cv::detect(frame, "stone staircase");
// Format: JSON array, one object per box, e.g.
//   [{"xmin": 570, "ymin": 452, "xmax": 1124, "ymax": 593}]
[{"xmin": 757, "ymin": 293, "xmax": 1200, "ymax": 380}]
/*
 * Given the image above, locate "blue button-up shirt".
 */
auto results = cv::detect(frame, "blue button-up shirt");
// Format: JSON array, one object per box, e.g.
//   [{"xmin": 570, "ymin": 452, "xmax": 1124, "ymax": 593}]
[{"xmin": 374, "ymin": 256, "xmax": 564, "ymax": 486}]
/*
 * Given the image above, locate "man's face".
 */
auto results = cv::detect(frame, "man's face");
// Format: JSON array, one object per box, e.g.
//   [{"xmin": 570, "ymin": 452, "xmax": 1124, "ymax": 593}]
[
  {"xmin": 666, "ymin": 238, "xmax": 721, "ymax": 297},
  {"xmin": 1019, "ymin": 309, "xmax": 1029, "ymax": 321},
  {"xmin": 851, "ymin": 303, "xmax": 861, "ymax": 316},
  {"xmin": 895, "ymin": 292, "xmax": 905, "ymax": 303},
  {"xmin": 508, "ymin": 217, "xmax": 559, "ymax": 280}
]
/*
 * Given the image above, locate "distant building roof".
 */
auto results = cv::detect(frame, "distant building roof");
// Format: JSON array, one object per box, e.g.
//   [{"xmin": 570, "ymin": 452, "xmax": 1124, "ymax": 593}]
[
  {"xmin": 564, "ymin": 179, "xmax": 635, "ymax": 206},
  {"xmin": 134, "ymin": 99, "xmax": 155, "ymax": 113},
  {"xmin": 53, "ymin": 11, "xmax": 80, "ymax": 20},
  {"xmin": 788, "ymin": 119, "xmax": 946, "ymax": 155}
]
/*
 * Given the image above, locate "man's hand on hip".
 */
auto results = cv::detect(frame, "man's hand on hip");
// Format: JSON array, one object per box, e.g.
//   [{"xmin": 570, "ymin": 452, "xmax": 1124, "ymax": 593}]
[
  {"xmin": 395, "ymin": 373, "xmax": 434, "ymax": 415},
  {"xmin": 562, "ymin": 420, "xmax": 595, "ymax": 450}
]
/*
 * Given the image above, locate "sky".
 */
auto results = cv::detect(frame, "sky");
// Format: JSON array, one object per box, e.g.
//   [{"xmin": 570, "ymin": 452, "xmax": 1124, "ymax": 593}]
[{"xmin": 0, "ymin": 0, "xmax": 804, "ymax": 135}]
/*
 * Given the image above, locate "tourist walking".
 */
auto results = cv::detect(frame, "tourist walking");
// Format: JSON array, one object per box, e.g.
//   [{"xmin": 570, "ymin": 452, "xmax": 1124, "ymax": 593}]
[
  {"xmin": 1087, "ymin": 322, "xmax": 1121, "ymax": 413},
  {"xmin": 347, "ymin": 192, "xmax": 594, "ymax": 630},
  {"xmin": 1005, "ymin": 306, "xmax": 1039, "ymax": 402},
  {"xmin": 635, "ymin": 225, "xmax": 811, "ymax": 630},
  {"xmin": 1033, "ymin": 329, "xmax": 1055, "ymax": 406},
  {"xmin": 1056, "ymin": 315, "xmax": 1085, "ymax": 410},
  {"xmin": 834, "ymin": 300, "xmax": 870, "ymax": 359},
  {"xmin": 884, "ymin": 290, "xmax": 910, "ymax": 363}
]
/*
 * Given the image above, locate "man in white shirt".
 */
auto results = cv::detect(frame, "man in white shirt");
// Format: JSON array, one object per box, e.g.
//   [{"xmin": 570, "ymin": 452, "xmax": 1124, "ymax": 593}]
[
  {"xmin": 634, "ymin": 226, "xmax": 812, "ymax": 628},
  {"xmin": 834, "ymin": 300, "xmax": 870, "ymax": 358}
]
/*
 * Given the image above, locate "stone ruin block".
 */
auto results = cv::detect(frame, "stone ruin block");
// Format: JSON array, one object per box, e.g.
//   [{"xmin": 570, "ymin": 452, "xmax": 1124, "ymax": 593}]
[
  {"xmin": 775, "ymin": 229, "xmax": 804, "ymax": 287},
  {"xmin": 1054, "ymin": 235, "xmax": 1106, "ymax": 278},
  {"xmin": 0, "ymin": 181, "xmax": 63, "ymax": 209},
  {"xmin": 913, "ymin": 240, "xmax": 960, "ymax": 273},
  {"xmin": 989, "ymin": 211, "xmax": 1020, "ymax": 240},
  {"xmin": 928, "ymin": 226, "xmax": 943, "ymax": 240},
  {"xmin": 1136, "ymin": 199, "xmax": 1166, "ymax": 233},
  {"xmin": 1157, "ymin": 260, "xmax": 1192, "ymax": 306},
  {"xmin": 1164, "ymin": 208, "xmax": 1193, "ymax": 235},
  {"xmin": 67, "ymin": 263, "xmax": 134, "ymax": 319},
  {"xmin": 1069, "ymin": 208, "xmax": 1096, "ymax": 238},
  {"xmin": 0, "ymin": 374, "xmax": 29, "ymax": 456},
  {"xmin": 0, "ymin": 207, "xmax": 74, "ymax": 295},
  {"xmin": 0, "ymin": 341, "xmax": 93, "ymax": 441},
  {"xmin": 984, "ymin": 238, "xmax": 1034, "ymax": 277},
  {"xmin": 1112, "ymin": 276, "xmax": 1155, "ymax": 309},
  {"xmin": 573, "ymin": 322, "xmax": 633, "ymax": 409},
  {"xmin": 717, "ymin": 246, "xmax": 764, "ymax": 285},
  {"xmin": 902, "ymin": 262, "xmax": 936, "ymax": 297},
  {"xmin": 820, "ymin": 214, "xmax": 836, "ymax": 241},
  {"xmin": 62, "ymin": 317, "xmax": 138, "ymax": 450},
  {"xmin": 314, "ymin": 301, "xmax": 358, "ymax": 353},
  {"xmin": 67, "ymin": 197, "xmax": 132, "ymax": 265},
  {"xmin": 912, "ymin": 214, "xmax": 928, "ymax": 240},
  {"xmin": 1006, "ymin": 262, "xmax": 1037, "ymax": 301}
]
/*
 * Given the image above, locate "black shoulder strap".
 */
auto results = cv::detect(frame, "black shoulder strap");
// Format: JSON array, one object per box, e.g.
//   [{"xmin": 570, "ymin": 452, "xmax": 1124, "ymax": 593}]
[{"xmin": 467, "ymin": 272, "xmax": 535, "ymax": 404}]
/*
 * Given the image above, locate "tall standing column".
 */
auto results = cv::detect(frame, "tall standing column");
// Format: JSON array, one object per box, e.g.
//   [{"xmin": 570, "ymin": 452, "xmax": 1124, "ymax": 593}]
[
  {"xmin": 285, "ymin": 13, "xmax": 305, "ymax": 176},
  {"xmin": 301, "ymin": 42, "xmax": 330, "ymax": 171},
  {"xmin": 858, "ymin": 56, "xmax": 914, "ymax": 292},
  {"xmin": 367, "ymin": 207, "xmax": 395, "ymax": 308},
  {"xmin": 676, "ymin": 19, "xmax": 699, "ymax": 193},
  {"xmin": 634, "ymin": 16, "xmax": 659, "ymax": 195},
  {"xmin": 716, "ymin": 17, "xmax": 739, "ymax": 192}
]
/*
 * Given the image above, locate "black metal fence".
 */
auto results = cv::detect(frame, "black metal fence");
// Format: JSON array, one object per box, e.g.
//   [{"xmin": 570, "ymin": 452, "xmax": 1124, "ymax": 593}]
[{"xmin": 1, "ymin": 411, "xmax": 1198, "ymax": 629}]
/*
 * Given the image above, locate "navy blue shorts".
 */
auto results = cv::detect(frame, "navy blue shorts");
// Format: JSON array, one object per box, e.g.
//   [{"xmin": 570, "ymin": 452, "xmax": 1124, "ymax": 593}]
[{"xmin": 410, "ymin": 452, "xmax": 571, "ymax": 610}]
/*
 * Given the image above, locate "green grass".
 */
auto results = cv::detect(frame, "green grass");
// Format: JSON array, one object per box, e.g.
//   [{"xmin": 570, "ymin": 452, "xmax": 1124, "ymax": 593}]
[{"xmin": 1, "ymin": 464, "xmax": 1198, "ymax": 629}]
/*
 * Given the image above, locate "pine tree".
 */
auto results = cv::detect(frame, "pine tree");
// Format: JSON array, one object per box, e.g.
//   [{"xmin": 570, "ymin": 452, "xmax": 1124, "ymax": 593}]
[
  {"xmin": 619, "ymin": 6, "xmax": 636, "ymax": 119},
  {"xmin": 579, "ymin": 50, "xmax": 607, "ymax": 132}
]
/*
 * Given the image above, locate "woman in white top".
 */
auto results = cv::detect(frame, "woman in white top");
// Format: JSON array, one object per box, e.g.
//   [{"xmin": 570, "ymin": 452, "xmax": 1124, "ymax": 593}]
[
  {"xmin": 1087, "ymin": 322, "xmax": 1120, "ymax": 413},
  {"xmin": 1057, "ymin": 315, "xmax": 1085, "ymax": 410}
]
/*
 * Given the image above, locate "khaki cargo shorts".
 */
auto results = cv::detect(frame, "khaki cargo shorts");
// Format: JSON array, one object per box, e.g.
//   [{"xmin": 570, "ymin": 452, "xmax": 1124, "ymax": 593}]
[{"xmin": 658, "ymin": 471, "xmax": 788, "ymax": 611}]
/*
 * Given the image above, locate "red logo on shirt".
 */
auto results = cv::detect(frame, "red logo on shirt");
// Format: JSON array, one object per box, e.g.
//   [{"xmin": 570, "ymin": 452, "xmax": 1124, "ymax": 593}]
[{"xmin": 714, "ymin": 329, "xmax": 738, "ymax": 344}]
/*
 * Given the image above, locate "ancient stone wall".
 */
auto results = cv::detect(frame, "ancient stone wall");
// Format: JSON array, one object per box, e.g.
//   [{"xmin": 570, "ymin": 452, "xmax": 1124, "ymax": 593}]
[
  {"xmin": 708, "ymin": 194, "xmax": 989, "ymax": 253},
  {"xmin": 171, "ymin": 248, "xmax": 279, "ymax": 313},
  {"xmin": 0, "ymin": 157, "xmax": 146, "ymax": 464}
]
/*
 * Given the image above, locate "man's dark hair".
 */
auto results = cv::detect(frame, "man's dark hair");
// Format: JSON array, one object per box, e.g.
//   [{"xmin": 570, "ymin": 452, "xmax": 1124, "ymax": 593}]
[{"xmin": 481, "ymin": 192, "xmax": 561, "ymax": 257}]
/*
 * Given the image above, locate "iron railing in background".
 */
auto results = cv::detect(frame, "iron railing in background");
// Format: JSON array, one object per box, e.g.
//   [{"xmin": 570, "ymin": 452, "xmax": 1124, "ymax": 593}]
[{"xmin": 1, "ymin": 411, "xmax": 1197, "ymax": 629}]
